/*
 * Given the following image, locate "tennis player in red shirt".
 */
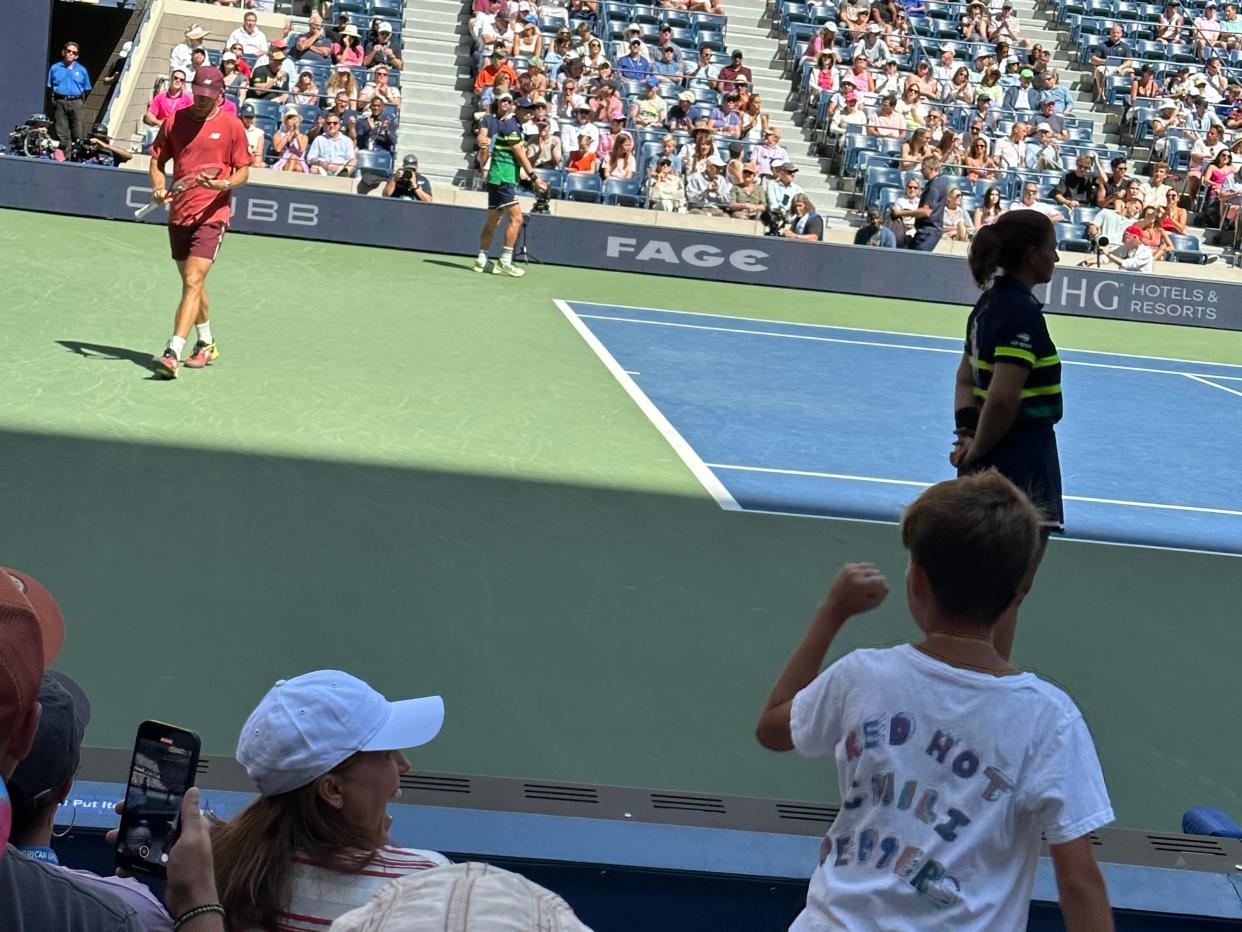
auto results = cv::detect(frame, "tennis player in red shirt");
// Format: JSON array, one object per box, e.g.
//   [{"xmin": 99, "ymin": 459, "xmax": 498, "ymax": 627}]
[{"xmin": 148, "ymin": 65, "xmax": 252, "ymax": 379}]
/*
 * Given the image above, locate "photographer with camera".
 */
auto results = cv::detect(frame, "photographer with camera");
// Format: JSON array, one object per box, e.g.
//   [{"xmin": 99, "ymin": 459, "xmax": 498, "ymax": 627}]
[
  {"xmin": 383, "ymin": 154, "xmax": 433, "ymax": 201},
  {"xmin": 47, "ymin": 41, "xmax": 92, "ymax": 150},
  {"xmin": 8, "ymin": 114, "xmax": 63, "ymax": 160},
  {"xmin": 761, "ymin": 162, "xmax": 802, "ymax": 235},
  {"xmin": 70, "ymin": 122, "xmax": 133, "ymax": 167}
]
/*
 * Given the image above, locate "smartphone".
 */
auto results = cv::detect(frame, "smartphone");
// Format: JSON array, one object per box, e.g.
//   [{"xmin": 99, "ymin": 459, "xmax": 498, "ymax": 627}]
[{"xmin": 115, "ymin": 721, "xmax": 201, "ymax": 876}]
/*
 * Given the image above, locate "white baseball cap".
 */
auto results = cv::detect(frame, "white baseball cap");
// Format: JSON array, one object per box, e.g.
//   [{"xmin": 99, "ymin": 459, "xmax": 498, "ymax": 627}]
[{"xmin": 237, "ymin": 670, "xmax": 445, "ymax": 797}]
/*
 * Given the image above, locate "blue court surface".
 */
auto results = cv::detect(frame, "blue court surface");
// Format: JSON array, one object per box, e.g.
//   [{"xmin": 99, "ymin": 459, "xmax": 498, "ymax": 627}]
[{"xmin": 557, "ymin": 301, "xmax": 1242, "ymax": 557}]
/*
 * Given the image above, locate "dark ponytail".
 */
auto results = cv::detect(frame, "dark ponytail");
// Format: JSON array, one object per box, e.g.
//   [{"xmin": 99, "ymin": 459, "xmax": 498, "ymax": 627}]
[{"xmin": 967, "ymin": 209, "xmax": 1054, "ymax": 289}]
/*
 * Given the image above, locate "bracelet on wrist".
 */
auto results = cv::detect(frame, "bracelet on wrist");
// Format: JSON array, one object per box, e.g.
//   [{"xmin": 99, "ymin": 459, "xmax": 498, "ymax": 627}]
[{"xmin": 173, "ymin": 904, "xmax": 226, "ymax": 931}]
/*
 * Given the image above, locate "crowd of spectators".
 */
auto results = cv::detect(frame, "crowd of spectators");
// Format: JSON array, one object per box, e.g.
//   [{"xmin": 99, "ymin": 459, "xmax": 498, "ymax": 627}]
[{"xmin": 788, "ymin": 0, "xmax": 1242, "ymax": 257}]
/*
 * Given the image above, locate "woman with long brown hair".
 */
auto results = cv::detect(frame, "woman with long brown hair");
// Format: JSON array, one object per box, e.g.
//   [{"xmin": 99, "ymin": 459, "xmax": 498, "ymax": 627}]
[
  {"xmin": 212, "ymin": 671, "xmax": 448, "ymax": 930},
  {"xmin": 952, "ymin": 210, "xmax": 1062, "ymax": 658}
]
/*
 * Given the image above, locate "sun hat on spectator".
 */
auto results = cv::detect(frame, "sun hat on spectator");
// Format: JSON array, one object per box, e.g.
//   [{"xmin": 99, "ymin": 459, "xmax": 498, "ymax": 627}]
[
  {"xmin": 377, "ymin": 22, "xmax": 393, "ymax": 33},
  {"xmin": 8, "ymin": 671, "xmax": 90, "ymax": 811},
  {"xmin": 191, "ymin": 66, "xmax": 225, "ymax": 99},
  {"xmin": 529, "ymin": 57, "xmax": 545, "ymax": 70},
  {"xmin": 342, "ymin": 24, "xmax": 361, "ymax": 38},
  {"xmin": 1035, "ymin": 122, "xmax": 1052, "ymax": 132},
  {"xmin": 841, "ymin": 77, "xmax": 856, "ymax": 88},
  {"xmin": 942, "ymin": 43, "xmax": 957, "ymax": 54},
  {"xmin": 1157, "ymin": 98, "xmax": 1177, "ymax": 110},
  {"xmin": 1193, "ymin": 76, "xmax": 1208, "ymax": 86},
  {"xmin": 237, "ymin": 671, "xmax": 444, "ymax": 798},
  {"xmin": 778, "ymin": 162, "xmax": 799, "ymax": 173},
  {"xmin": 0, "ymin": 570, "xmax": 64, "ymax": 746},
  {"xmin": 282, "ymin": 105, "xmax": 302, "ymax": 119},
  {"xmin": 185, "ymin": 24, "xmax": 210, "ymax": 40},
  {"xmin": 573, "ymin": 96, "xmax": 591, "ymax": 110},
  {"xmin": 678, "ymin": 90, "xmax": 694, "ymax": 101},
  {"xmin": 625, "ymin": 23, "xmax": 642, "ymax": 33},
  {"xmin": 328, "ymin": 862, "xmax": 591, "ymax": 932}
]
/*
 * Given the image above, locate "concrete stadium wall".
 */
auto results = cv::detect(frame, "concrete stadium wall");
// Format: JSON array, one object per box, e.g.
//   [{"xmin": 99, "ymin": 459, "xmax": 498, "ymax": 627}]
[{"xmin": 2, "ymin": 155, "xmax": 1238, "ymax": 333}]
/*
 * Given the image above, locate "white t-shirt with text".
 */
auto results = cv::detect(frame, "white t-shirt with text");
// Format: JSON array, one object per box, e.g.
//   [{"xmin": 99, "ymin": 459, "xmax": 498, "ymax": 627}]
[{"xmin": 789, "ymin": 644, "xmax": 1113, "ymax": 932}]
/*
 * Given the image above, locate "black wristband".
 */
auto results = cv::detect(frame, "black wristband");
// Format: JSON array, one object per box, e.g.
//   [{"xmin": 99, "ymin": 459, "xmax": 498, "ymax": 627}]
[
  {"xmin": 173, "ymin": 904, "xmax": 226, "ymax": 931},
  {"xmin": 954, "ymin": 407, "xmax": 979, "ymax": 432}
]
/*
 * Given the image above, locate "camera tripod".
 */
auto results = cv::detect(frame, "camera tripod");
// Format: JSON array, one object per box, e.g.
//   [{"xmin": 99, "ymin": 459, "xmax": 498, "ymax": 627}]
[{"xmin": 511, "ymin": 212, "xmax": 543, "ymax": 266}]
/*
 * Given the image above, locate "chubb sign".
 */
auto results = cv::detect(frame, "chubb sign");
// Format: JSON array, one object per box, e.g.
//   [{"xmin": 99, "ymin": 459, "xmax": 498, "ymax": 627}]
[
  {"xmin": 605, "ymin": 236, "xmax": 769, "ymax": 272},
  {"xmin": 124, "ymin": 185, "xmax": 320, "ymax": 227}
]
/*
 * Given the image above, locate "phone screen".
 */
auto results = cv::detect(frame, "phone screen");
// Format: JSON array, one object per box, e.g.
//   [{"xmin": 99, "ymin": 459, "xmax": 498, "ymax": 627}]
[{"xmin": 116, "ymin": 722, "xmax": 200, "ymax": 875}]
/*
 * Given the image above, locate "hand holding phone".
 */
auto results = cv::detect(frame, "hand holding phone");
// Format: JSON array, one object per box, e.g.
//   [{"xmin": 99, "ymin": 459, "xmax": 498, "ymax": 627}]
[{"xmin": 115, "ymin": 721, "xmax": 201, "ymax": 877}]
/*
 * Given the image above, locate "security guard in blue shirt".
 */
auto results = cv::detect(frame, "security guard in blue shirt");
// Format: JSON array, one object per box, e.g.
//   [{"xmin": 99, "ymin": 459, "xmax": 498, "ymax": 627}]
[{"xmin": 47, "ymin": 41, "xmax": 92, "ymax": 148}]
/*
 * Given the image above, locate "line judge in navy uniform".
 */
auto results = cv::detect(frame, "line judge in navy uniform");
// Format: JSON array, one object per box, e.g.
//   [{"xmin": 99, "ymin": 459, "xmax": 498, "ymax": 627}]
[{"xmin": 47, "ymin": 41, "xmax": 92, "ymax": 148}]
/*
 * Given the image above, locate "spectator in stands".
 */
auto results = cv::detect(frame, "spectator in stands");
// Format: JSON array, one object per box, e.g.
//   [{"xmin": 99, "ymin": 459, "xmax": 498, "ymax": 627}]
[
  {"xmin": 975, "ymin": 67, "xmax": 1004, "ymax": 106},
  {"xmin": 306, "ymin": 110, "xmax": 357, "ymax": 176},
  {"xmin": 523, "ymin": 57, "xmax": 551, "ymax": 98},
  {"xmin": 228, "ymin": 12, "xmax": 268, "ymax": 57},
  {"xmin": 1185, "ymin": 124, "xmax": 1227, "ymax": 201},
  {"xmin": 943, "ymin": 186, "xmax": 975, "ymax": 241},
  {"xmin": 942, "ymin": 67, "xmax": 975, "ymax": 106},
  {"xmin": 604, "ymin": 131, "xmax": 637, "ymax": 180},
  {"xmin": 1025, "ymin": 123, "xmax": 1061, "ymax": 171},
  {"xmin": 291, "ymin": 68, "xmax": 322, "ymax": 106},
  {"xmin": 566, "ymin": 132, "xmax": 599, "ymax": 173},
  {"xmin": 867, "ymin": 93, "xmax": 904, "ymax": 137},
  {"xmin": 272, "ymin": 108, "xmax": 310, "ymax": 171},
  {"xmin": 974, "ymin": 184, "xmax": 1004, "ymax": 229},
  {"xmin": 962, "ymin": 137, "xmax": 997, "ymax": 182},
  {"xmin": 728, "ymin": 166, "xmax": 766, "ymax": 220},
  {"xmin": 906, "ymin": 59, "xmax": 938, "ymax": 99},
  {"xmin": 513, "ymin": 19, "xmax": 544, "ymax": 60},
  {"xmin": 356, "ymin": 97, "xmax": 396, "ymax": 152},
  {"xmin": 1088, "ymin": 223, "xmax": 1154, "ymax": 270},
  {"xmin": 666, "ymin": 91, "xmax": 703, "ymax": 130},
  {"xmin": 971, "ymin": 96, "xmax": 1000, "ymax": 135},
  {"xmin": 651, "ymin": 25, "xmax": 682, "ymax": 65},
  {"xmin": 686, "ymin": 154, "xmax": 732, "ymax": 215},
  {"xmin": 930, "ymin": 44, "xmax": 958, "ymax": 85},
  {"xmin": 650, "ymin": 135, "xmax": 682, "ymax": 176},
  {"xmin": 752, "ymin": 127, "xmax": 788, "ymax": 180},
  {"xmin": 384, "ymin": 154, "xmax": 433, "ymax": 201},
  {"xmin": 678, "ymin": 127, "xmax": 713, "ymax": 176},
  {"xmin": 359, "ymin": 65, "xmax": 401, "ymax": 107},
  {"xmin": 764, "ymin": 162, "xmax": 803, "ymax": 227},
  {"xmin": 250, "ymin": 48, "xmax": 291, "ymax": 103},
  {"xmin": 613, "ymin": 24, "xmax": 647, "ymax": 61},
  {"xmin": 1200, "ymin": 151, "xmax": 1235, "ymax": 226},
  {"xmin": 718, "ymin": 51, "xmax": 752, "ymax": 95},
  {"xmin": 0, "ymin": 570, "xmax": 153, "ymax": 932},
  {"xmin": 1193, "ymin": 1, "xmax": 1223, "ymax": 56},
  {"xmin": 9, "ymin": 671, "xmax": 173, "ymax": 930},
  {"xmin": 899, "ymin": 127, "xmax": 931, "ymax": 170},
  {"xmin": 240, "ymin": 103, "xmax": 265, "ymax": 162},
  {"xmin": 577, "ymin": 38, "xmax": 605, "ymax": 79},
  {"xmin": 220, "ymin": 53, "xmax": 248, "ymax": 99},
  {"xmin": 891, "ymin": 154, "xmax": 949, "ymax": 251},
  {"xmin": 630, "ymin": 78, "xmax": 668, "ymax": 128},
  {"xmin": 1090, "ymin": 24, "xmax": 1136, "ymax": 101},
  {"xmin": 170, "ymin": 24, "xmax": 209, "ymax": 78},
  {"xmin": 708, "ymin": 94, "xmax": 743, "ymax": 137},
  {"xmin": 779, "ymin": 193, "xmax": 823, "ymax": 240},
  {"xmin": 314, "ymin": 92, "xmax": 358, "ymax": 143},
  {"xmin": 333, "ymin": 25, "xmax": 365, "ymax": 66},
  {"xmin": 1053, "ymin": 156, "xmax": 1100, "ymax": 214},
  {"xmin": 872, "ymin": 58, "xmax": 901, "ymax": 99},
  {"xmin": 685, "ymin": 46, "xmax": 719, "ymax": 91},
  {"xmin": 1090, "ymin": 192, "xmax": 1137, "ymax": 243},
  {"xmin": 854, "ymin": 206, "xmax": 897, "ymax": 246},
  {"xmin": 187, "ymin": 47, "xmax": 208, "ymax": 84},
  {"xmin": 47, "ymin": 40, "xmax": 91, "ymax": 150},
  {"xmin": 1223, "ymin": 3, "xmax": 1242, "ymax": 43},
  {"xmin": 838, "ymin": 0, "xmax": 871, "ymax": 38},
  {"xmin": 1010, "ymin": 180, "xmax": 1066, "ymax": 221},
  {"xmin": 1159, "ymin": 189, "xmax": 1189, "ymax": 234},
  {"xmin": 648, "ymin": 158, "xmax": 687, "ymax": 211},
  {"xmin": 560, "ymin": 101, "xmax": 599, "ymax": 155},
  {"xmin": 365, "ymin": 23, "xmax": 404, "ymax": 70},
  {"xmin": 1129, "ymin": 64, "xmax": 1162, "ymax": 109},
  {"xmin": 211, "ymin": 671, "xmax": 447, "ymax": 930},
  {"xmin": 992, "ymin": 121, "xmax": 1028, "ymax": 171},
  {"xmin": 1157, "ymin": 0, "xmax": 1185, "ymax": 41},
  {"xmin": 1137, "ymin": 160, "xmax": 1173, "ymax": 208},
  {"xmin": 227, "ymin": 42, "xmax": 254, "ymax": 78},
  {"xmin": 325, "ymin": 65, "xmax": 359, "ymax": 107},
  {"xmin": 478, "ymin": 71, "xmax": 513, "ymax": 109},
  {"xmin": 1036, "ymin": 70, "xmax": 1072, "ymax": 115},
  {"xmin": 651, "ymin": 44, "xmax": 682, "ymax": 83},
  {"xmin": 144, "ymin": 70, "xmax": 193, "ymax": 126},
  {"xmin": 1028, "ymin": 98, "xmax": 1066, "ymax": 139},
  {"xmin": 296, "ymin": 12, "xmax": 335, "ymax": 62},
  {"xmin": 256, "ymin": 38, "xmax": 297, "ymax": 82},
  {"xmin": 1164, "ymin": 64, "xmax": 1193, "ymax": 101},
  {"xmin": 1187, "ymin": 94, "xmax": 1225, "ymax": 135},
  {"xmin": 528, "ymin": 118, "xmax": 561, "ymax": 167},
  {"xmin": 830, "ymin": 92, "xmax": 867, "ymax": 135},
  {"xmin": 959, "ymin": 1, "xmax": 991, "ymax": 42},
  {"xmin": 755, "ymin": 472, "xmax": 1115, "ymax": 932},
  {"xmin": 617, "ymin": 39, "xmax": 652, "ymax": 80},
  {"xmin": 740, "ymin": 94, "xmax": 769, "ymax": 143},
  {"xmin": 1002, "ymin": 68, "xmax": 1040, "ymax": 113},
  {"xmin": 852, "ymin": 24, "xmax": 893, "ymax": 64}
]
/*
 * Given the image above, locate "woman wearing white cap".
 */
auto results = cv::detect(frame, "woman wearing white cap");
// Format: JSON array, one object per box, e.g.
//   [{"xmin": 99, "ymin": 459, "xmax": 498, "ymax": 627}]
[
  {"xmin": 212, "ymin": 671, "xmax": 448, "ymax": 931},
  {"xmin": 334, "ymin": 24, "xmax": 365, "ymax": 67},
  {"xmin": 272, "ymin": 108, "xmax": 310, "ymax": 172}
]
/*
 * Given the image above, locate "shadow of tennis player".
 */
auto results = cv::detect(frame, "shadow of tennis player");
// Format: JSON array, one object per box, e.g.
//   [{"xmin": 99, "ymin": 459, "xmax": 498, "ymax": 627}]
[{"xmin": 57, "ymin": 341, "xmax": 160, "ymax": 376}]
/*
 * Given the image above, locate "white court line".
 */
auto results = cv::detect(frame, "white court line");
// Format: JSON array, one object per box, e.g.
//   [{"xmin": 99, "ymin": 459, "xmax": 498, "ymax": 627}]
[
  {"xmin": 554, "ymin": 300, "xmax": 740, "ymax": 512},
  {"xmin": 707, "ymin": 463, "xmax": 1242, "ymax": 518},
  {"xmin": 566, "ymin": 301, "xmax": 1242, "ymax": 371},
  {"xmin": 1184, "ymin": 374, "xmax": 1242, "ymax": 398},
  {"xmin": 578, "ymin": 314, "xmax": 1242, "ymax": 382}
]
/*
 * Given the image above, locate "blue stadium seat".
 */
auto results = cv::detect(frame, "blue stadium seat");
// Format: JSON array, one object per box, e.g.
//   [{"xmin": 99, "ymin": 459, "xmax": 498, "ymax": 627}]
[
  {"xmin": 540, "ymin": 11, "xmax": 569, "ymax": 29},
  {"xmin": 355, "ymin": 149, "xmax": 393, "ymax": 179},
  {"xmin": 663, "ymin": 10, "xmax": 694, "ymax": 28},
  {"xmin": 1055, "ymin": 221, "xmax": 1093, "ymax": 252},
  {"xmin": 247, "ymin": 98, "xmax": 282, "ymax": 122},
  {"xmin": 336, "ymin": 0, "xmax": 372, "ymax": 14},
  {"xmin": 565, "ymin": 172, "xmax": 604, "ymax": 202},
  {"xmin": 864, "ymin": 166, "xmax": 903, "ymax": 206},
  {"xmin": 371, "ymin": 0, "xmax": 403, "ymax": 18},
  {"xmin": 604, "ymin": 176, "xmax": 645, "ymax": 207},
  {"xmin": 1167, "ymin": 232, "xmax": 1208, "ymax": 263},
  {"xmin": 669, "ymin": 26, "xmax": 698, "ymax": 49},
  {"xmin": 533, "ymin": 167, "xmax": 566, "ymax": 198}
]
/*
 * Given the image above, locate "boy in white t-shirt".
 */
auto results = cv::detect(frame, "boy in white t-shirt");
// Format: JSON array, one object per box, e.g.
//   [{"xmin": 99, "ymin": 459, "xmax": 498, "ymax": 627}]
[{"xmin": 756, "ymin": 470, "xmax": 1114, "ymax": 932}]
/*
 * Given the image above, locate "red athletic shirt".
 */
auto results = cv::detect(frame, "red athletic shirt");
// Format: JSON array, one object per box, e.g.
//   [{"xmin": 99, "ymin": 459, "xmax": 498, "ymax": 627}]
[{"xmin": 150, "ymin": 107, "xmax": 253, "ymax": 227}]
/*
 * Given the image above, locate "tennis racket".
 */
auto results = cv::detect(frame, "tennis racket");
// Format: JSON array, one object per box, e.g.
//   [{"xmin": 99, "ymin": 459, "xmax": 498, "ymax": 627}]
[{"xmin": 134, "ymin": 167, "xmax": 225, "ymax": 219}]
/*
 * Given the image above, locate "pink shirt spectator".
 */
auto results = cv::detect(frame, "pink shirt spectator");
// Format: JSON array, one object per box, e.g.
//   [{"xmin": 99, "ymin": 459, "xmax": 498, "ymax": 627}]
[
  {"xmin": 333, "ymin": 42, "xmax": 365, "ymax": 66},
  {"xmin": 868, "ymin": 109, "xmax": 905, "ymax": 137},
  {"xmin": 755, "ymin": 142, "xmax": 789, "ymax": 176},
  {"xmin": 147, "ymin": 89, "xmax": 194, "ymax": 122}
]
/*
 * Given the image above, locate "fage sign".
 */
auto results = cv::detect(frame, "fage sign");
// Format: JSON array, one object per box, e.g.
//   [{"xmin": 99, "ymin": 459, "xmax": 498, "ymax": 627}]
[{"xmin": 605, "ymin": 235, "xmax": 769, "ymax": 272}]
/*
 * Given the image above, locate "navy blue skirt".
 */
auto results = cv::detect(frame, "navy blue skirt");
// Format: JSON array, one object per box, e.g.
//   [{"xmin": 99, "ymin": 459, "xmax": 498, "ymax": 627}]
[{"xmin": 960, "ymin": 422, "xmax": 1064, "ymax": 531}]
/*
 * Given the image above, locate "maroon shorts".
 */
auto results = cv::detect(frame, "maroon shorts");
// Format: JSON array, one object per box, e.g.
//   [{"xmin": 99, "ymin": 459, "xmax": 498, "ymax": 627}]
[{"xmin": 168, "ymin": 222, "xmax": 226, "ymax": 262}]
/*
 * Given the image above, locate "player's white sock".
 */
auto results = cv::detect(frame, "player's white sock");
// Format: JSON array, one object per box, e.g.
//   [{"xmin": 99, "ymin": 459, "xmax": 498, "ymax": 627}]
[
  {"xmin": 168, "ymin": 335, "xmax": 187, "ymax": 359},
  {"xmin": 477, "ymin": 250, "xmax": 488, "ymax": 265},
  {"xmin": 197, "ymin": 322, "xmax": 213, "ymax": 344},
  {"xmin": 501, "ymin": 247, "xmax": 514, "ymax": 266}
]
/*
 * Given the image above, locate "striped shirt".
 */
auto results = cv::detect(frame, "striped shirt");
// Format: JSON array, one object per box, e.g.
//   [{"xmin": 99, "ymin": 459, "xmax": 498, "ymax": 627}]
[
  {"xmin": 256, "ymin": 846, "xmax": 450, "ymax": 931},
  {"xmin": 965, "ymin": 275, "xmax": 1063, "ymax": 424}
]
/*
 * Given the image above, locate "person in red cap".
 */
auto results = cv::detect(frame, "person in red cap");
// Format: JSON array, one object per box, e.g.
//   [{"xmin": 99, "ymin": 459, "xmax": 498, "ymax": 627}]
[
  {"xmin": 1087, "ymin": 223, "xmax": 1155, "ymax": 272},
  {"xmin": 148, "ymin": 65, "xmax": 253, "ymax": 380}
]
